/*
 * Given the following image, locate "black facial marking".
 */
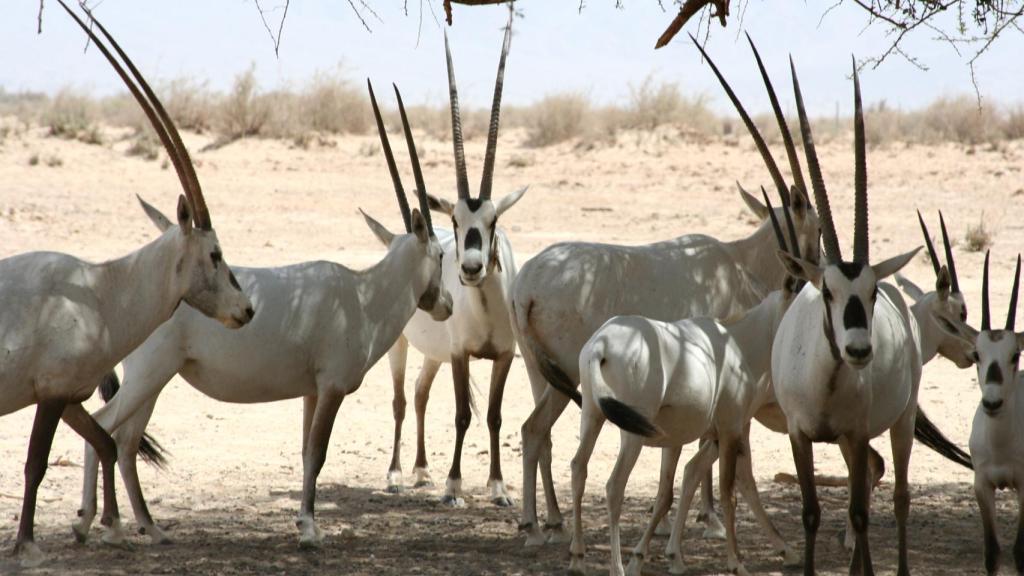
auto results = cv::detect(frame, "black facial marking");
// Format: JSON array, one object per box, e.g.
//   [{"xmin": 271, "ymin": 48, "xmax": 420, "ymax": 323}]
[
  {"xmin": 211, "ymin": 251, "xmax": 223, "ymax": 269},
  {"xmin": 465, "ymin": 198, "xmax": 484, "ymax": 212},
  {"xmin": 837, "ymin": 261, "xmax": 866, "ymax": 280},
  {"xmin": 464, "ymin": 228, "xmax": 483, "ymax": 251},
  {"xmin": 228, "ymin": 271, "xmax": 241, "ymax": 291},
  {"xmin": 843, "ymin": 295, "xmax": 868, "ymax": 329},
  {"xmin": 986, "ymin": 362, "xmax": 1004, "ymax": 385}
]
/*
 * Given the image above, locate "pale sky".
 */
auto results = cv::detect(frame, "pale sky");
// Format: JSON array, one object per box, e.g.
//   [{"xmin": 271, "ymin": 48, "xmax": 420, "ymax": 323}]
[{"xmin": 1, "ymin": 1, "xmax": 1021, "ymax": 116}]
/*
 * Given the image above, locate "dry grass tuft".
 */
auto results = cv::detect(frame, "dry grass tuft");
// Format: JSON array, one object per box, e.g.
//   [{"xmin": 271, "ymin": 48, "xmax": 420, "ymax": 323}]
[
  {"xmin": 964, "ymin": 215, "xmax": 993, "ymax": 252},
  {"xmin": 524, "ymin": 93, "xmax": 590, "ymax": 147},
  {"xmin": 42, "ymin": 88, "xmax": 102, "ymax": 144}
]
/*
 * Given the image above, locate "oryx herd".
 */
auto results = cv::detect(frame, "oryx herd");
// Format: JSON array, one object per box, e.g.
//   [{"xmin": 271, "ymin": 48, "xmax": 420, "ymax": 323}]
[{"xmin": 1, "ymin": 2, "xmax": 1019, "ymax": 575}]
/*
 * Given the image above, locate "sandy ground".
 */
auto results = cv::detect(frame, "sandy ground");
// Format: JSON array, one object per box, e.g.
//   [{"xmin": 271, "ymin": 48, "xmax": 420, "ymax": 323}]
[{"xmin": 1, "ymin": 123, "xmax": 1023, "ymax": 575}]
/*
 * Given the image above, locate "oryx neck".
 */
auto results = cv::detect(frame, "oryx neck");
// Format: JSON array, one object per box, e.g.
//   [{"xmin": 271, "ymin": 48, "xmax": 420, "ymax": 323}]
[
  {"xmin": 726, "ymin": 219, "xmax": 786, "ymax": 291},
  {"xmin": 909, "ymin": 293, "xmax": 941, "ymax": 365},
  {"xmin": 94, "ymin": 229, "xmax": 189, "ymax": 362},
  {"xmin": 727, "ymin": 291, "xmax": 785, "ymax": 382},
  {"xmin": 357, "ymin": 233, "xmax": 426, "ymax": 367}
]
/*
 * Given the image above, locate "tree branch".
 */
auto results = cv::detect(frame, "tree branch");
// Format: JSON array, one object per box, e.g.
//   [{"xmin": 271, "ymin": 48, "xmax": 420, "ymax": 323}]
[{"xmin": 655, "ymin": 0, "xmax": 729, "ymax": 49}]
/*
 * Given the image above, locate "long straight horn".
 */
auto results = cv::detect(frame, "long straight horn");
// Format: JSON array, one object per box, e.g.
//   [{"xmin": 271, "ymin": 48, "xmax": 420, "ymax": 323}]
[
  {"xmin": 760, "ymin": 187, "xmax": 787, "ymax": 252},
  {"xmin": 791, "ymin": 57, "xmax": 842, "ymax": 263},
  {"xmin": 479, "ymin": 7, "xmax": 513, "ymax": 201},
  {"xmin": 444, "ymin": 32, "xmax": 471, "ymax": 200},
  {"xmin": 852, "ymin": 58, "xmax": 868, "ymax": 263},
  {"xmin": 57, "ymin": 0, "xmax": 206, "ymax": 227},
  {"xmin": 938, "ymin": 211, "xmax": 961, "ymax": 293},
  {"xmin": 1007, "ymin": 254, "xmax": 1021, "ymax": 331},
  {"xmin": 747, "ymin": 33, "xmax": 805, "ymax": 205},
  {"xmin": 782, "ymin": 187, "xmax": 802, "ymax": 260},
  {"xmin": 394, "ymin": 84, "xmax": 434, "ymax": 234},
  {"xmin": 917, "ymin": 210, "xmax": 941, "ymax": 277},
  {"xmin": 368, "ymin": 80, "xmax": 412, "ymax": 232},
  {"xmin": 982, "ymin": 250, "xmax": 991, "ymax": 331},
  {"xmin": 690, "ymin": 34, "xmax": 789, "ymax": 206}
]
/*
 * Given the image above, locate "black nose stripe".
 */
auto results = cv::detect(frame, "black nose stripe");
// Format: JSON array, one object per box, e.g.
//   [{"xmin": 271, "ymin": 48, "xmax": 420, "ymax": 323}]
[
  {"xmin": 843, "ymin": 296, "xmax": 868, "ymax": 329},
  {"xmin": 986, "ymin": 362, "xmax": 1004, "ymax": 385},
  {"xmin": 464, "ymin": 228, "xmax": 482, "ymax": 251}
]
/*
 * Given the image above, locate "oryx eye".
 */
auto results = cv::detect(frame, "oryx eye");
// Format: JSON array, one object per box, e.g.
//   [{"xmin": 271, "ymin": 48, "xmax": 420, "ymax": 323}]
[
  {"xmin": 872, "ymin": 286, "xmax": 878, "ymax": 301},
  {"xmin": 1012, "ymin": 352, "xmax": 1020, "ymax": 364},
  {"xmin": 971, "ymin": 351, "xmax": 980, "ymax": 363},
  {"xmin": 210, "ymin": 251, "xmax": 223, "ymax": 268}
]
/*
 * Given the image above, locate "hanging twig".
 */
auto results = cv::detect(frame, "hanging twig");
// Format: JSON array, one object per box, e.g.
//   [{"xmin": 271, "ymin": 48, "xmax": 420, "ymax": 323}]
[{"xmin": 253, "ymin": 0, "xmax": 290, "ymax": 57}]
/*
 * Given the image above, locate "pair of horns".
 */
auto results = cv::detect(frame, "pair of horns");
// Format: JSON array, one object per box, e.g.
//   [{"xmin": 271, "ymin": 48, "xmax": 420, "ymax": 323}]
[
  {"xmin": 981, "ymin": 251, "xmax": 1022, "ymax": 332},
  {"xmin": 367, "ymin": 80, "xmax": 434, "ymax": 236},
  {"xmin": 58, "ymin": 0, "xmax": 212, "ymax": 230},
  {"xmin": 445, "ymin": 5, "xmax": 513, "ymax": 201},
  {"xmin": 691, "ymin": 33, "xmax": 808, "ymax": 213},
  {"xmin": 760, "ymin": 186, "xmax": 801, "ymax": 261},
  {"xmin": 917, "ymin": 211, "xmax": 961, "ymax": 293}
]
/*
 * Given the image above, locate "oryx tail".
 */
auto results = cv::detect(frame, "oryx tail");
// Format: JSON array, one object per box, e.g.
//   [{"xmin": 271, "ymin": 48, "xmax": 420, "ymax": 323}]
[
  {"xmin": 913, "ymin": 410, "xmax": 972, "ymax": 469},
  {"xmin": 512, "ymin": 300, "xmax": 582, "ymax": 406},
  {"xmin": 584, "ymin": 344, "xmax": 662, "ymax": 438},
  {"xmin": 98, "ymin": 373, "xmax": 168, "ymax": 469}
]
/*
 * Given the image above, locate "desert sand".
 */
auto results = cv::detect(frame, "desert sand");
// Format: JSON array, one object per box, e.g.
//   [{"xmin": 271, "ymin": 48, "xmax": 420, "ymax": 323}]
[{"xmin": 1, "ymin": 124, "xmax": 1022, "ymax": 575}]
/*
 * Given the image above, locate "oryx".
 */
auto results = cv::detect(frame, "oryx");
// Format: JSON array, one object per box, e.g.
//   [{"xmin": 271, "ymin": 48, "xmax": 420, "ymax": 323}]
[
  {"xmin": 932, "ymin": 251, "xmax": 1024, "ymax": 575},
  {"xmin": 512, "ymin": 30, "xmax": 827, "ymax": 547},
  {"xmin": 75, "ymin": 81, "xmax": 452, "ymax": 548},
  {"xmin": 770, "ymin": 56, "xmax": 922, "ymax": 576},
  {"xmin": 0, "ymin": 1, "xmax": 252, "ymax": 565},
  {"xmin": 383, "ymin": 11, "xmax": 527, "ymax": 507},
  {"xmin": 567, "ymin": 189, "xmax": 804, "ymax": 576}
]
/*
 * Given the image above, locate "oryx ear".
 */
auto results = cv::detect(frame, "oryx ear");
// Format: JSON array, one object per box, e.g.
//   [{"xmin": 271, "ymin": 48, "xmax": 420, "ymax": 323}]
[
  {"xmin": 872, "ymin": 247, "xmax": 922, "ymax": 280},
  {"xmin": 894, "ymin": 273, "xmax": 925, "ymax": 302},
  {"xmin": 360, "ymin": 209, "xmax": 396, "ymax": 247},
  {"xmin": 790, "ymin": 185, "xmax": 808, "ymax": 219},
  {"xmin": 176, "ymin": 195, "xmax": 193, "ymax": 236},
  {"xmin": 425, "ymin": 193, "xmax": 455, "ymax": 216},
  {"xmin": 935, "ymin": 266, "xmax": 952, "ymax": 301},
  {"xmin": 777, "ymin": 250, "xmax": 823, "ymax": 287},
  {"xmin": 738, "ymin": 184, "xmax": 769, "ymax": 220},
  {"xmin": 931, "ymin": 309, "xmax": 979, "ymax": 354},
  {"xmin": 137, "ymin": 194, "xmax": 174, "ymax": 232},
  {"xmin": 495, "ymin": 186, "xmax": 528, "ymax": 217},
  {"xmin": 410, "ymin": 208, "xmax": 430, "ymax": 243}
]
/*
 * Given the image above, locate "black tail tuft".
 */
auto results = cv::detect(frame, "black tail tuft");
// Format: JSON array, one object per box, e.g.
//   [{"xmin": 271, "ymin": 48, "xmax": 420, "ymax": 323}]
[
  {"xmin": 535, "ymin": 350, "xmax": 583, "ymax": 407},
  {"xmin": 98, "ymin": 372, "xmax": 170, "ymax": 470},
  {"xmin": 598, "ymin": 397, "xmax": 662, "ymax": 438},
  {"xmin": 914, "ymin": 408, "xmax": 972, "ymax": 470}
]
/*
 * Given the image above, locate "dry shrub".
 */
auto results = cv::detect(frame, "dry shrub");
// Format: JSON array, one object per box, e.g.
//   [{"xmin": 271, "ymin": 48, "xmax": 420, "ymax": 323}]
[
  {"xmin": 1004, "ymin": 105, "xmax": 1024, "ymax": 141},
  {"xmin": 42, "ymin": 88, "xmax": 100, "ymax": 143},
  {"xmin": 964, "ymin": 215, "xmax": 993, "ymax": 252},
  {"xmin": 524, "ymin": 92, "xmax": 590, "ymax": 147},
  {"xmin": 215, "ymin": 66, "xmax": 272, "ymax": 140},
  {"xmin": 298, "ymin": 71, "xmax": 368, "ymax": 135},
  {"xmin": 126, "ymin": 134, "xmax": 160, "ymax": 161},
  {"xmin": 623, "ymin": 76, "xmax": 716, "ymax": 135},
  {"xmin": 918, "ymin": 96, "xmax": 1000, "ymax": 145},
  {"xmin": 0, "ymin": 88, "xmax": 46, "ymax": 125},
  {"xmin": 165, "ymin": 78, "xmax": 215, "ymax": 134}
]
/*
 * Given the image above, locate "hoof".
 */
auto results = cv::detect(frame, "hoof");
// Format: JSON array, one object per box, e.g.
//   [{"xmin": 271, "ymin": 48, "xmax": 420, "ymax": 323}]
[
  {"xmin": 568, "ymin": 553, "xmax": 586, "ymax": 575},
  {"xmin": 488, "ymin": 480, "xmax": 515, "ymax": 508},
  {"xmin": 837, "ymin": 529, "xmax": 855, "ymax": 551},
  {"xmin": 386, "ymin": 470, "xmax": 403, "ymax": 494},
  {"xmin": 700, "ymin": 514, "xmax": 726, "ymax": 541},
  {"xmin": 492, "ymin": 495, "xmax": 515, "ymax": 507},
  {"xmin": 546, "ymin": 524, "xmax": 570, "ymax": 544},
  {"xmin": 414, "ymin": 480, "xmax": 434, "ymax": 488},
  {"xmin": 140, "ymin": 524, "xmax": 173, "ymax": 546},
  {"xmin": 413, "ymin": 467, "xmax": 433, "ymax": 488},
  {"xmin": 14, "ymin": 541, "xmax": 46, "ymax": 568},
  {"xmin": 71, "ymin": 522, "xmax": 89, "ymax": 544},
  {"xmin": 524, "ymin": 530, "xmax": 547, "ymax": 547},
  {"xmin": 296, "ymin": 518, "xmax": 324, "ymax": 549},
  {"xmin": 386, "ymin": 484, "xmax": 403, "ymax": 494},
  {"xmin": 101, "ymin": 518, "xmax": 127, "ymax": 547},
  {"xmin": 440, "ymin": 494, "xmax": 466, "ymax": 508},
  {"xmin": 625, "ymin": 554, "xmax": 644, "ymax": 576},
  {"xmin": 667, "ymin": 552, "xmax": 686, "ymax": 575},
  {"xmin": 781, "ymin": 546, "xmax": 801, "ymax": 567}
]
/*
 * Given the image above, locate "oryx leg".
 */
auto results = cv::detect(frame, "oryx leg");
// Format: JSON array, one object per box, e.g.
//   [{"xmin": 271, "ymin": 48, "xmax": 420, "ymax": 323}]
[
  {"xmin": 568, "ymin": 405, "xmax": 604, "ymax": 576},
  {"xmin": 697, "ymin": 434, "xmax": 725, "ymax": 540},
  {"xmin": 629, "ymin": 445, "xmax": 681, "ymax": 576},
  {"xmin": 734, "ymin": 427, "xmax": 798, "ymax": 567},
  {"xmin": 296, "ymin": 389, "xmax": 345, "ymax": 548},
  {"xmin": 442, "ymin": 354, "xmax": 472, "ymax": 506},
  {"xmin": 719, "ymin": 433, "xmax": 750, "ymax": 576},
  {"xmin": 413, "ymin": 359, "xmax": 442, "ymax": 487},
  {"xmin": 790, "ymin": 430, "xmax": 820, "ymax": 576},
  {"xmin": 846, "ymin": 435, "xmax": 875, "ymax": 576},
  {"xmin": 666, "ymin": 439, "xmax": 719, "ymax": 575},
  {"xmin": 607, "ymin": 432, "xmax": 644, "ymax": 576},
  {"xmin": 520, "ymin": 382, "xmax": 572, "ymax": 546},
  {"xmin": 486, "ymin": 352, "xmax": 515, "ymax": 507},
  {"xmin": 61, "ymin": 404, "xmax": 124, "ymax": 546},
  {"xmin": 386, "ymin": 336, "xmax": 408, "ymax": 493},
  {"xmin": 890, "ymin": 406, "xmax": 915, "ymax": 576},
  {"xmin": 976, "ymin": 478, "xmax": 999, "ymax": 575},
  {"xmin": 109, "ymin": 396, "xmax": 171, "ymax": 545},
  {"xmin": 839, "ymin": 441, "xmax": 886, "ymax": 551},
  {"xmin": 13, "ymin": 400, "xmax": 64, "ymax": 566}
]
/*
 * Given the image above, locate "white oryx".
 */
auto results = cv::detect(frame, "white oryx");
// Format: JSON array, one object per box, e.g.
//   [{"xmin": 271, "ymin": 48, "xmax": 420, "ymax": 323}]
[
  {"xmin": 568, "ymin": 190, "xmax": 804, "ymax": 576},
  {"xmin": 75, "ymin": 82, "xmax": 452, "ymax": 548},
  {"xmin": 384, "ymin": 14, "xmax": 527, "ymax": 507},
  {"xmin": 0, "ymin": 2, "xmax": 252, "ymax": 565},
  {"xmin": 932, "ymin": 251, "xmax": 1024, "ymax": 575},
  {"xmin": 770, "ymin": 57, "xmax": 923, "ymax": 576},
  {"xmin": 512, "ymin": 31, "xmax": 827, "ymax": 547}
]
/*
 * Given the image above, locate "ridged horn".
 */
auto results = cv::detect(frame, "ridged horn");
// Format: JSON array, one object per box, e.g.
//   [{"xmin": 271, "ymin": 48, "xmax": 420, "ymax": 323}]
[
  {"xmin": 394, "ymin": 84, "xmax": 434, "ymax": 234},
  {"xmin": 367, "ymin": 80, "xmax": 412, "ymax": 233},
  {"xmin": 479, "ymin": 7, "xmax": 513, "ymax": 201},
  {"xmin": 982, "ymin": 250, "xmax": 991, "ymax": 331},
  {"xmin": 938, "ymin": 211, "xmax": 960, "ymax": 293},
  {"xmin": 1007, "ymin": 254, "xmax": 1021, "ymax": 331},
  {"xmin": 852, "ymin": 58, "xmax": 869, "ymax": 264},
  {"xmin": 444, "ymin": 32, "xmax": 470, "ymax": 200},
  {"xmin": 761, "ymin": 186, "xmax": 787, "ymax": 252},
  {"xmin": 791, "ymin": 56, "xmax": 842, "ymax": 263},
  {"xmin": 917, "ymin": 210, "xmax": 941, "ymax": 278}
]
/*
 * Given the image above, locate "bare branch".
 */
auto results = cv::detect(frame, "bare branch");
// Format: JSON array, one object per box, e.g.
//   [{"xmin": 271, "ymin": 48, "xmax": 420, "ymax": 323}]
[
  {"xmin": 655, "ymin": 0, "xmax": 729, "ymax": 49},
  {"xmin": 253, "ymin": 0, "xmax": 290, "ymax": 57},
  {"xmin": 38, "ymin": 0, "xmax": 44, "ymax": 34}
]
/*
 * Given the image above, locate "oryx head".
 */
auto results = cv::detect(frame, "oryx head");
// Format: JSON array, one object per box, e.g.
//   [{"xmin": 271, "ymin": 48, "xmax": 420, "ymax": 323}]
[
  {"xmin": 429, "ymin": 12, "xmax": 525, "ymax": 287},
  {"xmin": 362, "ymin": 80, "xmax": 453, "ymax": 322},
  {"xmin": 934, "ymin": 252, "xmax": 1023, "ymax": 417},
  {"xmin": 61, "ymin": 0, "xmax": 253, "ymax": 329},
  {"xmin": 696, "ymin": 34, "xmax": 822, "ymax": 270},
  {"xmin": 771, "ymin": 57, "xmax": 918, "ymax": 369},
  {"xmin": 911, "ymin": 211, "xmax": 972, "ymax": 368}
]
